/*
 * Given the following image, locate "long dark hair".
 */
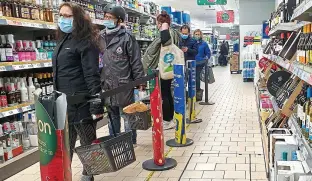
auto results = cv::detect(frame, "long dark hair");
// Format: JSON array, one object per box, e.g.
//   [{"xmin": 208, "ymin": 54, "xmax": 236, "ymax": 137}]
[{"xmin": 57, "ymin": 2, "xmax": 100, "ymax": 48}]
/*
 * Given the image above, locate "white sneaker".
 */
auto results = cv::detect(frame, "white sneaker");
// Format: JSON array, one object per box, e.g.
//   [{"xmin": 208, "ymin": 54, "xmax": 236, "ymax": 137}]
[{"xmin": 163, "ymin": 120, "xmax": 175, "ymax": 130}]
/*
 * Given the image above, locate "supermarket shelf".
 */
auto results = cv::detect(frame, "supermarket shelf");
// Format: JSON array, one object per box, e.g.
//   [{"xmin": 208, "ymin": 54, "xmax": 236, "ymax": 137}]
[
  {"xmin": 270, "ymin": 96, "xmax": 280, "ymax": 112},
  {"xmin": 0, "ymin": 146, "xmax": 38, "ymax": 181},
  {"xmin": 263, "ymin": 54, "xmax": 312, "ymax": 86},
  {"xmin": 0, "ymin": 103, "xmax": 34, "ymax": 118},
  {"xmin": 268, "ymin": 21, "xmax": 309, "ymax": 36},
  {"xmin": 0, "ymin": 117, "xmax": 109, "ymax": 180},
  {"xmin": 0, "ymin": 16, "xmax": 57, "ymax": 29},
  {"xmin": 288, "ymin": 115, "xmax": 312, "ymax": 170},
  {"xmin": 292, "ymin": 0, "xmax": 312, "ymax": 22},
  {"xmin": 0, "ymin": 60, "xmax": 52, "ymax": 72}
]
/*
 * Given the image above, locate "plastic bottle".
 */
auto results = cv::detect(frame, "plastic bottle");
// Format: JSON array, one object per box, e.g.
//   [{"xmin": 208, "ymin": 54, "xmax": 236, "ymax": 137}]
[
  {"xmin": 28, "ymin": 77, "xmax": 35, "ymax": 101},
  {"xmin": 20, "ymin": 80, "xmax": 29, "ymax": 103},
  {"xmin": 22, "ymin": 40, "xmax": 31, "ymax": 61},
  {"xmin": 29, "ymin": 41, "xmax": 36, "ymax": 61}
]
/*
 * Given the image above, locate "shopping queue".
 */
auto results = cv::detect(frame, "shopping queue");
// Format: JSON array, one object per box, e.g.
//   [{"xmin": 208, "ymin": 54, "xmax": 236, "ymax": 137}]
[{"xmin": 52, "ymin": 2, "xmax": 211, "ymax": 181}]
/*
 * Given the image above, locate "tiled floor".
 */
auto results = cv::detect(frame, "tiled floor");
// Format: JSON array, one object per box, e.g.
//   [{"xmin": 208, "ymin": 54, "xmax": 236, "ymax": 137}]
[{"xmin": 5, "ymin": 66, "xmax": 267, "ymax": 181}]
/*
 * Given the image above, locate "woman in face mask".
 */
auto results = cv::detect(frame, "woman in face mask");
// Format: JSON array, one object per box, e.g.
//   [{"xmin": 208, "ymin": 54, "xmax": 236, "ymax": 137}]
[
  {"xmin": 142, "ymin": 11, "xmax": 181, "ymax": 130},
  {"xmin": 53, "ymin": 2, "xmax": 103, "ymax": 181},
  {"xmin": 193, "ymin": 29, "xmax": 211, "ymax": 101}
]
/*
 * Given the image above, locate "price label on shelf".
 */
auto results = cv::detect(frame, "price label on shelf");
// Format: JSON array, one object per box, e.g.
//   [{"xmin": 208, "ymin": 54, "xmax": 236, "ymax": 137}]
[
  {"xmin": 22, "ymin": 105, "xmax": 32, "ymax": 112},
  {"xmin": 12, "ymin": 64, "xmax": 26, "ymax": 70},
  {"xmin": 33, "ymin": 63, "xmax": 41, "ymax": 68},
  {"xmin": 26, "ymin": 64, "xmax": 34, "ymax": 69},
  {"xmin": 7, "ymin": 20, "xmax": 22, "ymax": 26},
  {"xmin": 44, "ymin": 62, "xmax": 52, "ymax": 67},
  {"xmin": 46, "ymin": 24, "xmax": 57, "ymax": 29},
  {"xmin": 1, "ymin": 109, "xmax": 19, "ymax": 117},
  {"xmin": 0, "ymin": 66, "xmax": 6, "ymax": 71}
]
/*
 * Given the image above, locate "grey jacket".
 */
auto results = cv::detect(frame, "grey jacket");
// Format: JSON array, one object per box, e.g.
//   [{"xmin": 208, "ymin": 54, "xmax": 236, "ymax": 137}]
[{"xmin": 100, "ymin": 27, "xmax": 145, "ymax": 107}]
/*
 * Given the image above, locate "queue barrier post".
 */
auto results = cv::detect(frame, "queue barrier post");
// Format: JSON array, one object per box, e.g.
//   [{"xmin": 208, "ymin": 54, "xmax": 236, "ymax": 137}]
[
  {"xmin": 186, "ymin": 60, "xmax": 203, "ymax": 124},
  {"xmin": 142, "ymin": 69, "xmax": 177, "ymax": 171},
  {"xmin": 166, "ymin": 64, "xmax": 194, "ymax": 147},
  {"xmin": 199, "ymin": 60, "xmax": 215, "ymax": 106}
]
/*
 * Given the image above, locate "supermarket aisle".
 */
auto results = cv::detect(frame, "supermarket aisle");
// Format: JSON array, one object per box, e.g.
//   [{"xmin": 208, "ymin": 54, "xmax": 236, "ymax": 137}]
[{"xmin": 6, "ymin": 66, "xmax": 267, "ymax": 181}]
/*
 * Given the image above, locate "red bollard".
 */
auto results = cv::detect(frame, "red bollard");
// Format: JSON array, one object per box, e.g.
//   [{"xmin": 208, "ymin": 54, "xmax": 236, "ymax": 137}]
[{"xmin": 142, "ymin": 71, "xmax": 177, "ymax": 171}]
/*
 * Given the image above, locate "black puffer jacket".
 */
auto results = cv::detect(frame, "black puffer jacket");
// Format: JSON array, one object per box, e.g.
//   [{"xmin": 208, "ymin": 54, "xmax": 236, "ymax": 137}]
[
  {"xmin": 100, "ymin": 27, "xmax": 145, "ymax": 107},
  {"xmin": 52, "ymin": 34, "xmax": 101, "ymax": 97}
]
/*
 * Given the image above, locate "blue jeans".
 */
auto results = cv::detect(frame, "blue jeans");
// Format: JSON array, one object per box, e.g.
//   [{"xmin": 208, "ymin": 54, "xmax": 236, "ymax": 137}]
[{"xmin": 107, "ymin": 106, "xmax": 137, "ymax": 144}]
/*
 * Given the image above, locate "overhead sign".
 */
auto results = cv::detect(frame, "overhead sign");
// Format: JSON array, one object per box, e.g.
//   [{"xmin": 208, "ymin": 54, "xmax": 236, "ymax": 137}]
[
  {"xmin": 217, "ymin": 10, "xmax": 234, "ymax": 23},
  {"xmin": 197, "ymin": 0, "xmax": 227, "ymax": 5}
]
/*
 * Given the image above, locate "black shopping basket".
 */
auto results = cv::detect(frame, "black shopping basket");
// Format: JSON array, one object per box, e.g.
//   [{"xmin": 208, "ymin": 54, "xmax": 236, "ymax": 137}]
[
  {"xmin": 127, "ymin": 95, "xmax": 152, "ymax": 130},
  {"xmin": 71, "ymin": 99, "xmax": 136, "ymax": 175}
]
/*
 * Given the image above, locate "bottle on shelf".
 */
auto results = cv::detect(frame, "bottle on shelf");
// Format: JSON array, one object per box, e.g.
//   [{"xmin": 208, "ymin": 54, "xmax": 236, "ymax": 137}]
[
  {"xmin": 0, "ymin": 35, "xmax": 6, "ymax": 62},
  {"xmin": 305, "ymin": 24, "xmax": 311, "ymax": 65},
  {"xmin": 22, "ymin": 40, "xmax": 31, "ymax": 61},
  {"xmin": 0, "ymin": 79, "xmax": 8, "ymax": 108},
  {"xmin": 28, "ymin": 77, "xmax": 35, "ymax": 101},
  {"xmin": 15, "ymin": 81, "xmax": 22, "ymax": 104},
  {"xmin": 7, "ymin": 83, "xmax": 16, "ymax": 107},
  {"xmin": 20, "ymin": 80, "xmax": 28, "ymax": 103},
  {"xmin": 38, "ymin": 73, "xmax": 46, "ymax": 95},
  {"xmin": 5, "ymin": 35, "xmax": 14, "ymax": 62}
]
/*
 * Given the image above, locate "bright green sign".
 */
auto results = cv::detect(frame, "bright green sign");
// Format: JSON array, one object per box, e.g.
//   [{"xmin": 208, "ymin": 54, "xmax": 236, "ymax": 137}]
[
  {"xmin": 35, "ymin": 101, "xmax": 57, "ymax": 165},
  {"xmin": 222, "ymin": 12, "xmax": 230, "ymax": 21},
  {"xmin": 197, "ymin": 0, "xmax": 227, "ymax": 5}
]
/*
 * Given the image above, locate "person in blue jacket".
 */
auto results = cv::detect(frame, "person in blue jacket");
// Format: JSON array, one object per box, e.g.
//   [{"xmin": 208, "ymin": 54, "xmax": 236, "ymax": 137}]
[
  {"xmin": 179, "ymin": 25, "xmax": 198, "ymax": 61},
  {"xmin": 193, "ymin": 29, "xmax": 211, "ymax": 99}
]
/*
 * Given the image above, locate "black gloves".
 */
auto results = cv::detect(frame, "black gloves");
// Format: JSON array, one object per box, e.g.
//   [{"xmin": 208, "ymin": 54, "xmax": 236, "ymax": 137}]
[{"xmin": 89, "ymin": 98, "xmax": 104, "ymax": 115}]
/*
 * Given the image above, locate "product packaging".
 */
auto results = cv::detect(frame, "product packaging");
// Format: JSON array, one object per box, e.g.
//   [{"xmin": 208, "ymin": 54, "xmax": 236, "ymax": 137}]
[{"xmin": 36, "ymin": 91, "xmax": 71, "ymax": 181}]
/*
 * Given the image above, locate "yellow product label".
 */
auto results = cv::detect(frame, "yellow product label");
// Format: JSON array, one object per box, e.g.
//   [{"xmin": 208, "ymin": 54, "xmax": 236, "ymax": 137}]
[{"xmin": 174, "ymin": 112, "xmax": 186, "ymax": 144}]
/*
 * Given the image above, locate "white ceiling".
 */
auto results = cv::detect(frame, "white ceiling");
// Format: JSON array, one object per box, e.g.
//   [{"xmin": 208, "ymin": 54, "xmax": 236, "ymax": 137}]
[{"xmin": 153, "ymin": 0, "xmax": 240, "ymax": 28}]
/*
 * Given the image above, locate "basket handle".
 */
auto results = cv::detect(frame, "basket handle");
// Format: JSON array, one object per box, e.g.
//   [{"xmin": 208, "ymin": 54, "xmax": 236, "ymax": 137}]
[{"xmin": 69, "ymin": 115, "xmax": 103, "ymax": 126}]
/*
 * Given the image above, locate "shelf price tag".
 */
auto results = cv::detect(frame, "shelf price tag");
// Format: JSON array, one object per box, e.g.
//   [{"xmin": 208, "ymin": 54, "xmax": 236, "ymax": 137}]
[
  {"xmin": 12, "ymin": 64, "xmax": 26, "ymax": 70},
  {"xmin": 22, "ymin": 105, "xmax": 32, "ymax": 112},
  {"xmin": 46, "ymin": 24, "xmax": 57, "ymax": 29},
  {"xmin": 2, "ymin": 109, "xmax": 19, "ymax": 117},
  {"xmin": 33, "ymin": 63, "xmax": 41, "ymax": 68},
  {"xmin": 44, "ymin": 62, "xmax": 52, "ymax": 67},
  {"xmin": 26, "ymin": 64, "xmax": 34, "ymax": 69},
  {"xmin": 0, "ymin": 66, "xmax": 6, "ymax": 72},
  {"xmin": 7, "ymin": 20, "xmax": 22, "ymax": 26}
]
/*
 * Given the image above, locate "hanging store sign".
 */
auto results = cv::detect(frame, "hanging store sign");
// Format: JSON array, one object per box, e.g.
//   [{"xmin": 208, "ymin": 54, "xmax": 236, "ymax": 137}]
[
  {"xmin": 197, "ymin": 0, "xmax": 227, "ymax": 5},
  {"xmin": 216, "ymin": 10, "xmax": 234, "ymax": 23}
]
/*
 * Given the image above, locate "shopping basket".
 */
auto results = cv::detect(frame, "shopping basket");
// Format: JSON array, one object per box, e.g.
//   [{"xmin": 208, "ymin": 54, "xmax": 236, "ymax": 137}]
[{"xmin": 71, "ymin": 98, "xmax": 136, "ymax": 175}]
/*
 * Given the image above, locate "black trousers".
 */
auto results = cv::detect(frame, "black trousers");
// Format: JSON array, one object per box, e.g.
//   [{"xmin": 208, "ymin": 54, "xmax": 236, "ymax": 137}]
[
  {"xmin": 68, "ymin": 103, "xmax": 97, "ymax": 176},
  {"xmin": 160, "ymin": 78, "xmax": 174, "ymax": 122}
]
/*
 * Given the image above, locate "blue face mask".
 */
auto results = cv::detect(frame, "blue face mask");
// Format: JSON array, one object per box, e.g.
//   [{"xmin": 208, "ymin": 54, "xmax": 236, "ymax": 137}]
[
  {"xmin": 58, "ymin": 16, "xmax": 73, "ymax": 33},
  {"xmin": 103, "ymin": 20, "xmax": 116, "ymax": 29},
  {"xmin": 181, "ymin": 34, "xmax": 189, "ymax": 40}
]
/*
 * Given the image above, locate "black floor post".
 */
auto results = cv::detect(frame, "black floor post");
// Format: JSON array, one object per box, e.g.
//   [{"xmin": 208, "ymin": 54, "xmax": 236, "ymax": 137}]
[{"xmin": 199, "ymin": 63, "xmax": 215, "ymax": 105}]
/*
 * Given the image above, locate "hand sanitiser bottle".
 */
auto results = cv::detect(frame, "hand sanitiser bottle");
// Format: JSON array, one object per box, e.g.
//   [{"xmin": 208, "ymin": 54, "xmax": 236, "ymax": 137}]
[
  {"xmin": 28, "ymin": 77, "xmax": 35, "ymax": 101},
  {"xmin": 20, "ymin": 80, "xmax": 29, "ymax": 103}
]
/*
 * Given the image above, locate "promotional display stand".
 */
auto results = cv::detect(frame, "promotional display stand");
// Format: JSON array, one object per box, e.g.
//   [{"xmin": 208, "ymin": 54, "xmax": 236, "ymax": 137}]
[
  {"xmin": 199, "ymin": 62, "xmax": 215, "ymax": 105},
  {"xmin": 36, "ymin": 92, "xmax": 72, "ymax": 181},
  {"xmin": 186, "ymin": 60, "xmax": 203, "ymax": 124},
  {"xmin": 142, "ymin": 71, "xmax": 177, "ymax": 171},
  {"xmin": 166, "ymin": 65, "xmax": 194, "ymax": 147}
]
